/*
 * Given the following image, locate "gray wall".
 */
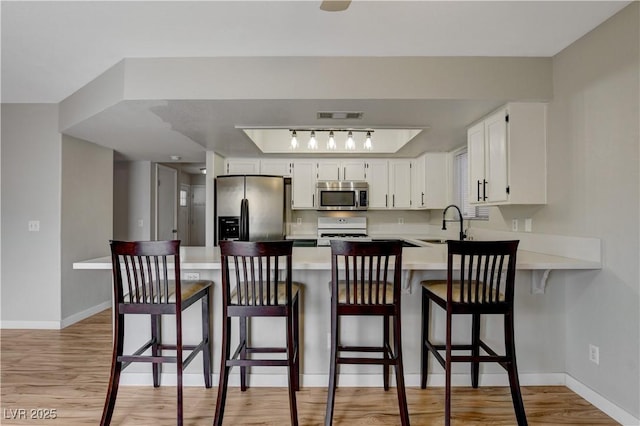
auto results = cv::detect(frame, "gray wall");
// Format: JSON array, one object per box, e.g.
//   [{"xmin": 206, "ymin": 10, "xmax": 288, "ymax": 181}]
[
  {"xmin": 551, "ymin": 4, "xmax": 639, "ymax": 417},
  {"xmin": 1, "ymin": 104, "xmax": 62, "ymax": 326},
  {"xmin": 61, "ymin": 135, "xmax": 113, "ymax": 321},
  {"xmin": 466, "ymin": 4, "xmax": 639, "ymax": 417},
  {"xmin": 113, "ymin": 160, "xmax": 153, "ymax": 241}
]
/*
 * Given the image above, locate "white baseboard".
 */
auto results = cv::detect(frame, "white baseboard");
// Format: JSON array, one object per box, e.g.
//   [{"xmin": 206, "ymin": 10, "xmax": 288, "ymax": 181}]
[
  {"xmin": 120, "ymin": 371, "xmax": 638, "ymax": 424},
  {"xmin": 61, "ymin": 300, "xmax": 111, "ymax": 328},
  {"xmin": 0, "ymin": 320, "xmax": 61, "ymax": 329},
  {"xmin": 1, "ymin": 301, "xmax": 111, "ymax": 330},
  {"xmin": 565, "ymin": 375, "xmax": 640, "ymax": 426}
]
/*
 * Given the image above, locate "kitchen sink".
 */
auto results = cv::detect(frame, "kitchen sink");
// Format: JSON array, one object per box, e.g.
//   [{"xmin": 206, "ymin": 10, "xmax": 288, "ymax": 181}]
[
  {"xmin": 292, "ymin": 239, "xmax": 317, "ymax": 247},
  {"xmin": 418, "ymin": 239, "xmax": 448, "ymax": 244}
]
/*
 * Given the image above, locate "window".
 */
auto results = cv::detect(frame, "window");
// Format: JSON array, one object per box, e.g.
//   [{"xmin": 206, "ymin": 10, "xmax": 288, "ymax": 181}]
[
  {"xmin": 179, "ymin": 189, "xmax": 188, "ymax": 207},
  {"xmin": 453, "ymin": 149, "xmax": 489, "ymax": 220}
]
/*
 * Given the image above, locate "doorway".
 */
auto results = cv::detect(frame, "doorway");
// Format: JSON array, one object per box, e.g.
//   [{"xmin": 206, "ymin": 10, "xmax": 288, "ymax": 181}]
[{"xmin": 156, "ymin": 164, "xmax": 178, "ymax": 241}]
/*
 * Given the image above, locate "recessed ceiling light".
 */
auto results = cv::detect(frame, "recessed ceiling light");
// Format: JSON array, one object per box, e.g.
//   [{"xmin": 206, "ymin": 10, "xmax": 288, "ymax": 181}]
[{"xmin": 170, "ymin": 155, "xmax": 181, "ymax": 161}]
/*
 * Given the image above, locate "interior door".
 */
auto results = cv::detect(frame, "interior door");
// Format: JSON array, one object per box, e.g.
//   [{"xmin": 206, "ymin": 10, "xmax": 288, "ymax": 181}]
[
  {"xmin": 190, "ymin": 185, "xmax": 206, "ymax": 246},
  {"xmin": 156, "ymin": 164, "xmax": 178, "ymax": 241},
  {"xmin": 178, "ymin": 183, "xmax": 190, "ymax": 245}
]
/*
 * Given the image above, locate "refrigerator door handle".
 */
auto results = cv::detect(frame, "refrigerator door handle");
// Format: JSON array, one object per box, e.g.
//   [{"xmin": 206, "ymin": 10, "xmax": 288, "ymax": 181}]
[{"xmin": 240, "ymin": 198, "xmax": 249, "ymax": 241}]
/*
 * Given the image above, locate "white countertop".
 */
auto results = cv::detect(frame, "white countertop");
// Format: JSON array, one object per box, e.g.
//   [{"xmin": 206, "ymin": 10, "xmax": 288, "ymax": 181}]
[{"xmin": 73, "ymin": 244, "xmax": 601, "ymax": 271}]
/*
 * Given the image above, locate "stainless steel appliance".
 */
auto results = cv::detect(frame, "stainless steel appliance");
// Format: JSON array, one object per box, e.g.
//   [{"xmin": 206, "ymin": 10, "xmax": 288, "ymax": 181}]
[
  {"xmin": 316, "ymin": 216, "xmax": 371, "ymax": 246},
  {"xmin": 316, "ymin": 181, "xmax": 368, "ymax": 211},
  {"xmin": 215, "ymin": 175, "xmax": 285, "ymax": 244}
]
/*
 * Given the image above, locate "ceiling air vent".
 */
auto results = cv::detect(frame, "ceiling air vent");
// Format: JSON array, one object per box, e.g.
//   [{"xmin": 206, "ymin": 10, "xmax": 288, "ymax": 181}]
[{"xmin": 317, "ymin": 111, "xmax": 363, "ymax": 120}]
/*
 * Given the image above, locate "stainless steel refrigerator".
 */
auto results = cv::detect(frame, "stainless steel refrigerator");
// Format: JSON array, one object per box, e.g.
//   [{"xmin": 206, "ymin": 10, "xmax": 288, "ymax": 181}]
[{"xmin": 215, "ymin": 175, "xmax": 285, "ymax": 244}]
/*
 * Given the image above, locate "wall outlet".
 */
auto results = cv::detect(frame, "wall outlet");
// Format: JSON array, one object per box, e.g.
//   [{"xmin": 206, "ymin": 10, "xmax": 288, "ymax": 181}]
[
  {"xmin": 28, "ymin": 220, "xmax": 40, "ymax": 232},
  {"xmin": 589, "ymin": 344, "xmax": 599, "ymax": 365},
  {"xmin": 184, "ymin": 272, "xmax": 200, "ymax": 280},
  {"xmin": 511, "ymin": 219, "xmax": 518, "ymax": 232},
  {"xmin": 137, "ymin": 219, "xmax": 144, "ymax": 228},
  {"xmin": 327, "ymin": 332, "xmax": 331, "ymax": 349},
  {"xmin": 524, "ymin": 218, "xmax": 532, "ymax": 232},
  {"xmin": 398, "ymin": 217, "xmax": 404, "ymax": 225},
  {"xmin": 296, "ymin": 217, "xmax": 302, "ymax": 225}
]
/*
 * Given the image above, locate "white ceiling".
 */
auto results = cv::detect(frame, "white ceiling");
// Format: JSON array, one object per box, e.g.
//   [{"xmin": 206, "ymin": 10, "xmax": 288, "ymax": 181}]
[{"xmin": 1, "ymin": 1, "xmax": 631, "ymax": 162}]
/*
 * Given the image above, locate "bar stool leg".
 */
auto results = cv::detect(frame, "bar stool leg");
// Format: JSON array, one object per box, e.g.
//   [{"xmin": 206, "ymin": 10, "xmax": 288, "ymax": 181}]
[
  {"xmin": 176, "ymin": 312, "xmax": 184, "ymax": 426},
  {"xmin": 393, "ymin": 313, "xmax": 410, "ymax": 426},
  {"xmin": 505, "ymin": 312, "xmax": 528, "ymax": 426},
  {"xmin": 286, "ymin": 307, "xmax": 299, "ymax": 426},
  {"xmin": 239, "ymin": 316, "xmax": 248, "ymax": 391},
  {"xmin": 292, "ymin": 293, "xmax": 300, "ymax": 391},
  {"xmin": 202, "ymin": 289, "xmax": 212, "ymax": 388},
  {"xmin": 420, "ymin": 289, "xmax": 430, "ymax": 389},
  {"xmin": 324, "ymin": 309, "xmax": 339, "ymax": 426},
  {"xmin": 383, "ymin": 315, "xmax": 390, "ymax": 391},
  {"xmin": 101, "ymin": 313, "xmax": 125, "ymax": 426},
  {"xmin": 213, "ymin": 316, "xmax": 232, "ymax": 426},
  {"xmin": 471, "ymin": 313, "xmax": 480, "ymax": 388},
  {"xmin": 151, "ymin": 314, "xmax": 162, "ymax": 387},
  {"xmin": 445, "ymin": 311, "xmax": 453, "ymax": 426}
]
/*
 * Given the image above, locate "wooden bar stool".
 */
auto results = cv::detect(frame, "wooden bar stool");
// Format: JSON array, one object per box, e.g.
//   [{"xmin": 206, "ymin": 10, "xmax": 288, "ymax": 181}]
[
  {"xmin": 420, "ymin": 240, "xmax": 527, "ymax": 425},
  {"xmin": 103, "ymin": 240, "xmax": 213, "ymax": 426},
  {"xmin": 214, "ymin": 240, "xmax": 300, "ymax": 426},
  {"xmin": 325, "ymin": 240, "xmax": 410, "ymax": 426}
]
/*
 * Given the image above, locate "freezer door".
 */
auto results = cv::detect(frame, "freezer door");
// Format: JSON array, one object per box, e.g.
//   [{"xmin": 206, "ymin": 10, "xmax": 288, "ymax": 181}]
[
  {"xmin": 216, "ymin": 175, "xmax": 244, "ymax": 217},
  {"xmin": 245, "ymin": 175, "xmax": 285, "ymax": 241}
]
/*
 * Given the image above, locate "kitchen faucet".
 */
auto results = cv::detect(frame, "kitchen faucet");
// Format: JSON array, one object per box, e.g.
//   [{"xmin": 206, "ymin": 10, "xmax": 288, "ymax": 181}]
[{"xmin": 442, "ymin": 204, "xmax": 466, "ymax": 240}]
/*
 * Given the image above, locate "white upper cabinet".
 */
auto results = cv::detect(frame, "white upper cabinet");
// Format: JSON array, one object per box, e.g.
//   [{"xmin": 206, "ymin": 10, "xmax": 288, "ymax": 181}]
[
  {"xmin": 290, "ymin": 160, "xmax": 316, "ymax": 209},
  {"xmin": 389, "ymin": 160, "xmax": 412, "ymax": 209},
  {"xmin": 224, "ymin": 159, "xmax": 260, "ymax": 175},
  {"xmin": 467, "ymin": 102, "xmax": 547, "ymax": 205},
  {"xmin": 260, "ymin": 159, "xmax": 292, "ymax": 177},
  {"xmin": 317, "ymin": 160, "xmax": 366, "ymax": 181},
  {"xmin": 341, "ymin": 161, "xmax": 367, "ymax": 181},
  {"xmin": 412, "ymin": 153, "xmax": 450, "ymax": 209},
  {"xmin": 365, "ymin": 160, "xmax": 389, "ymax": 209},
  {"xmin": 316, "ymin": 160, "xmax": 340, "ymax": 181}
]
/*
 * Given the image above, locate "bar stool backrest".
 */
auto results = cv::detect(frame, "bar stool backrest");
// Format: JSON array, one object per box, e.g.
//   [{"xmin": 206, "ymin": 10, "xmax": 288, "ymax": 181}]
[
  {"xmin": 219, "ymin": 240, "xmax": 294, "ymax": 307},
  {"xmin": 330, "ymin": 240, "xmax": 403, "ymax": 306},
  {"xmin": 447, "ymin": 240, "xmax": 519, "ymax": 306},
  {"xmin": 111, "ymin": 240, "xmax": 182, "ymax": 311}
]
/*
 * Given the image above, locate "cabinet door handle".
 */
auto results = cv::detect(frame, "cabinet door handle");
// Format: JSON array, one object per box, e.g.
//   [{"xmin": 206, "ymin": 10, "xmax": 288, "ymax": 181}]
[
  {"xmin": 343, "ymin": 167, "xmax": 346, "ymax": 180},
  {"xmin": 385, "ymin": 194, "xmax": 388, "ymax": 207},
  {"xmin": 393, "ymin": 194, "xmax": 395, "ymax": 207},
  {"xmin": 312, "ymin": 193, "xmax": 315, "ymax": 207},
  {"xmin": 483, "ymin": 180, "xmax": 488, "ymax": 201},
  {"xmin": 477, "ymin": 180, "xmax": 481, "ymax": 202},
  {"xmin": 421, "ymin": 192, "xmax": 425, "ymax": 206}
]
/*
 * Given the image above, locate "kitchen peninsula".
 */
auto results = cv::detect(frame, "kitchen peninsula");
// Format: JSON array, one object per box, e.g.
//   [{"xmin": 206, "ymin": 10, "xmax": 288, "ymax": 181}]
[{"xmin": 74, "ymin": 240, "xmax": 600, "ymax": 388}]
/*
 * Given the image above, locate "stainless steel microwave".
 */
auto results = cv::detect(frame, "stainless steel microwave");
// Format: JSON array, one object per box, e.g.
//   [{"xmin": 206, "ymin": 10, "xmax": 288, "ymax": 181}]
[{"xmin": 316, "ymin": 181, "xmax": 368, "ymax": 211}]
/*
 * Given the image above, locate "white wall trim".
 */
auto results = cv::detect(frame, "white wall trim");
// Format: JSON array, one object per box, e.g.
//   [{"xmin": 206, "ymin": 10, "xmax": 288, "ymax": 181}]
[
  {"xmin": 61, "ymin": 300, "xmax": 111, "ymax": 329},
  {"xmin": 119, "ymin": 371, "xmax": 638, "ymax": 424},
  {"xmin": 1, "ymin": 300, "xmax": 112, "ymax": 330},
  {"xmin": 0, "ymin": 320, "xmax": 61, "ymax": 330},
  {"xmin": 565, "ymin": 375, "xmax": 640, "ymax": 426}
]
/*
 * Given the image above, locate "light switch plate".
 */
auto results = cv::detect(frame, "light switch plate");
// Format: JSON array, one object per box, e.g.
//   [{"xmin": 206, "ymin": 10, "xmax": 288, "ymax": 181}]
[
  {"xmin": 28, "ymin": 220, "xmax": 40, "ymax": 232},
  {"xmin": 511, "ymin": 219, "xmax": 518, "ymax": 232},
  {"xmin": 524, "ymin": 218, "xmax": 532, "ymax": 232}
]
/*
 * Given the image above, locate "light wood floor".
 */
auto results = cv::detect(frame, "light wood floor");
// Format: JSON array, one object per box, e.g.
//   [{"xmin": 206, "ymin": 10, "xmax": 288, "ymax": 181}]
[{"xmin": 1, "ymin": 310, "xmax": 618, "ymax": 425}]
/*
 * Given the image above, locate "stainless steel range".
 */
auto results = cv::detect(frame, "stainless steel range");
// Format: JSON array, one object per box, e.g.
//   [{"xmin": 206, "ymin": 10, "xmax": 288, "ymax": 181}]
[{"xmin": 316, "ymin": 216, "xmax": 371, "ymax": 247}]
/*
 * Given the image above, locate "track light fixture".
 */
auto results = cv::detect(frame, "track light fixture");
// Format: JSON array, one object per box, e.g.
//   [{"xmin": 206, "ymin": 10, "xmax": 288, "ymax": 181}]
[
  {"xmin": 289, "ymin": 129, "xmax": 373, "ymax": 151},
  {"xmin": 308, "ymin": 130, "xmax": 318, "ymax": 150},
  {"xmin": 327, "ymin": 131, "xmax": 336, "ymax": 150}
]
